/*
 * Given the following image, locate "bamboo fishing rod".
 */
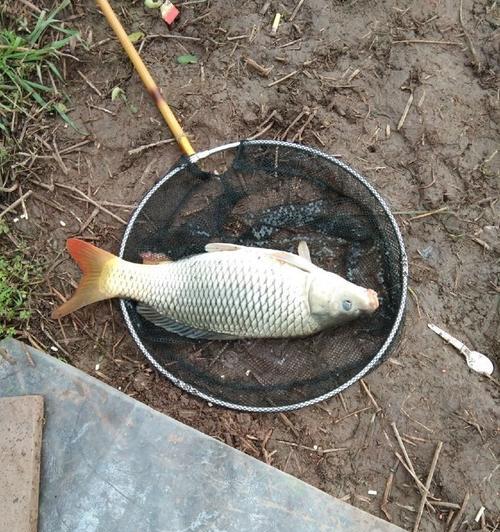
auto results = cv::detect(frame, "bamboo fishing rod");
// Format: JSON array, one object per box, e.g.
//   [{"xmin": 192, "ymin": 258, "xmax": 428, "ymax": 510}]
[{"xmin": 95, "ymin": 0, "xmax": 195, "ymax": 157}]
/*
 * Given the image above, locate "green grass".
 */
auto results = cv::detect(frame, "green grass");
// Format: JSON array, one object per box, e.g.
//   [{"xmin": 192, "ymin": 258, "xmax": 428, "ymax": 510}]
[
  {"xmin": 0, "ymin": 0, "xmax": 79, "ymax": 135},
  {"xmin": 0, "ymin": 2, "xmax": 77, "ymax": 337},
  {"xmin": 0, "ymin": 221, "xmax": 41, "ymax": 338}
]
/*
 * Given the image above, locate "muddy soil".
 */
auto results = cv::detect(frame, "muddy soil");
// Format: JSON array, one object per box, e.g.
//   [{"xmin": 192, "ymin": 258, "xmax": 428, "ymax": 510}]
[{"xmin": 9, "ymin": 0, "xmax": 500, "ymax": 530}]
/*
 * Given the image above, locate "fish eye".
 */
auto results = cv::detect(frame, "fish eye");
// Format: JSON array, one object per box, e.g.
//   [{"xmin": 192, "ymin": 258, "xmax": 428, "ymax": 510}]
[{"xmin": 342, "ymin": 300, "xmax": 352, "ymax": 311}]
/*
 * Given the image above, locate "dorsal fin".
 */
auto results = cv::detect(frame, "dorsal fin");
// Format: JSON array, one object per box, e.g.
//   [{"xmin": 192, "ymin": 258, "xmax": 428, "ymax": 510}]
[
  {"xmin": 205, "ymin": 242, "xmax": 315, "ymax": 273},
  {"xmin": 297, "ymin": 241, "xmax": 311, "ymax": 262},
  {"xmin": 205, "ymin": 243, "xmax": 242, "ymax": 253},
  {"xmin": 267, "ymin": 250, "xmax": 315, "ymax": 272}
]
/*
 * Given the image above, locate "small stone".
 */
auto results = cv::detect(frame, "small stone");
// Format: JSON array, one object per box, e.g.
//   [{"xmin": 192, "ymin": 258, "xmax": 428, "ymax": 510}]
[{"xmin": 133, "ymin": 373, "xmax": 151, "ymax": 393}]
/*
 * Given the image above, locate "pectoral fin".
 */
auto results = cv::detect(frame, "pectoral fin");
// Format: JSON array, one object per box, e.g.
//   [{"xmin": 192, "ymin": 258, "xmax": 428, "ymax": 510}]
[{"xmin": 136, "ymin": 303, "xmax": 237, "ymax": 340}]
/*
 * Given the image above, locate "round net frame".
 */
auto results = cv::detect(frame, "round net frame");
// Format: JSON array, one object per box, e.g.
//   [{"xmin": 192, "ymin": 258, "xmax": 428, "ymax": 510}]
[{"xmin": 119, "ymin": 140, "xmax": 408, "ymax": 412}]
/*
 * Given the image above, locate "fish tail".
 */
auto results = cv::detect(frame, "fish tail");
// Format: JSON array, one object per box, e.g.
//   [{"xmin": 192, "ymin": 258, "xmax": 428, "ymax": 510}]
[{"xmin": 51, "ymin": 238, "xmax": 119, "ymax": 319}]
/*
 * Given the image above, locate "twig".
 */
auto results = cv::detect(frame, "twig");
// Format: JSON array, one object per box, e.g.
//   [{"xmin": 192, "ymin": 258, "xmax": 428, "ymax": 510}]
[
  {"xmin": 101, "ymin": 201, "xmax": 136, "ymax": 209},
  {"xmin": 339, "ymin": 393, "xmax": 348, "ymax": 412},
  {"xmin": 360, "ymin": 379, "xmax": 381, "ymax": 412},
  {"xmin": 128, "ymin": 138, "xmax": 176, "ymax": 155},
  {"xmin": 448, "ymin": 492, "xmax": 470, "ymax": 532},
  {"xmin": 178, "ymin": 0, "xmax": 209, "ymax": 5},
  {"xmin": 52, "ymin": 137, "xmax": 69, "ymax": 176},
  {"xmin": 395, "ymin": 453, "xmax": 435, "ymax": 509},
  {"xmin": 59, "ymin": 139, "xmax": 93, "ymax": 155},
  {"xmin": 260, "ymin": 1, "xmax": 271, "ymax": 15},
  {"xmin": 401, "ymin": 436, "xmax": 417, "ymax": 447},
  {"xmin": 392, "ymin": 422, "xmax": 416, "ymax": 474},
  {"xmin": 0, "ymin": 190, "xmax": 32, "ymax": 219},
  {"xmin": 245, "ymin": 57, "xmax": 273, "ymax": 77},
  {"xmin": 19, "ymin": 186, "xmax": 28, "ymax": 220},
  {"xmin": 393, "ymin": 39, "xmax": 461, "ymax": 46},
  {"xmin": 395, "ymin": 502, "xmax": 416, "ymax": 512},
  {"xmin": 459, "ymin": 0, "xmax": 481, "ymax": 70},
  {"xmin": 381, "ymin": 470, "xmax": 395, "ymax": 521},
  {"xmin": 401, "ymin": 408, "xmax": 434, "ymax": 433},
  {"xmin": 185, "ymin": 10, "xmax": 212, "ymax": 25},
  {"xmin": 0, "ymin": 182, "xmax": 19, "ymax": 193},
  {"xmin": 470, "ymin": 236, "xmax": 491, "ymax": 252},
  {"xmin": 392, "ymin": 423, "xmax": 435, "ymax": 512},
  {"xmin": 19, "ymin": 0, "xmax": 42, "ymax": 13},
  {"xmin": 408, "ymin": 287, "xmax": 421, "ymax": 319},
  {"xmin": 268, "ymin": 70, "xmax": 299, "ymax": 87},
  {"xmin": 54, "ymin": 183, "xmax": 127, "ymax": 225},
  {"xmin": 311, "ymin": 130, "xmax": 326, "ymax": 146},
  {"xmin": 433, "ymin": 501, "xmax": 461, "ymax": 510},
  {"xmin": 455, "ymin": 412, "xmax": 484, "ymax": 440},
  {"xmin": 347, "ymin": 68, "xmax": 361, "ymax": 82},
  {"xmin": 413, "ymin": 442, "xmax": 443, "ymax": 531},
  {"xmin": 24, "ymin": 332, "xmax": 47, "ymax": 352},
  {"xmin": 146, "ymin": 33, "xmax": 202, "ymax": 42},
  {"xmin": 276, "ymin": 440, "xmax": 346, "ymax": 453},
  {"xmin": 397, "ymin": 91, "xmax": 414, "ymax": 130},
  {"xmin": 89, "ymin": 38, "xmax": 111, "ymax": 50},
  {"xmin": 334, "ymin": 406, "xmax": 371, "ymax": 424},
  {"xmin": 77, "ymin": 70, "xmax": 103, "ymax": 97},
  {"xmin": 419, "ymin": 167, "xmax": 436, "ymax": 189},
  {"xmin": 409, "ymin": 206, "xmax": 448, "ymax": 221},
  {"xmin": 322, "ymin": 447, "xmax": 348, "ymax": 454},
  {"xmin": 227, "ymin": 34, "xmax": 249, "ymax": 41},
  {"xmin": 289, "ymin": 0, "xmax": 305, "ymax": 22},
  {"xmin": 79, "ymin": 207, "xmax": 99, "ymax": 233},
  {"xmin": 292, "ymin": 109, "xmax": 317, "ymax": 142},
  {"xmin": 281, "ymin": 108, "xmax": 308, "ymax": 140},
  {"xmin": 248, "ymin": 121, "xmax": 274, "ymax": 140},
  {"xmin": 88, "ymin": 103, "xmax": 115, "ymax": 116},
  {"xmin": 279, "ymin": 37, "xmax": 303, "ymax": 49},
  {"xmin": 278, "ymin": 412, "xmax": 300, "ymax": 439}
]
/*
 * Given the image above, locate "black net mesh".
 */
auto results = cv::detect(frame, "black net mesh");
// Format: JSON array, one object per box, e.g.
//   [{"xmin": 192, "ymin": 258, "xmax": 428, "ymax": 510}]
[{"xmin": 121, "ymin": 141, "xmax": 407, "ymax": 410}]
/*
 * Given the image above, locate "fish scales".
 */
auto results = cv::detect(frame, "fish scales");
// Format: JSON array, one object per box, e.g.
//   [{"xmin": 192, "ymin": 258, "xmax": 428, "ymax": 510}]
[{"xmin": 109, "ymin": 252, "xmax": 313, "ymax": 337}]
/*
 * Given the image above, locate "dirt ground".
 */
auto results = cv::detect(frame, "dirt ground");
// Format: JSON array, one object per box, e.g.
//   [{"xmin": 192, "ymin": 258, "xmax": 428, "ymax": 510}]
[{"xmin": 8, "ymin": 0, "xmax": 500, "ymax": 530}]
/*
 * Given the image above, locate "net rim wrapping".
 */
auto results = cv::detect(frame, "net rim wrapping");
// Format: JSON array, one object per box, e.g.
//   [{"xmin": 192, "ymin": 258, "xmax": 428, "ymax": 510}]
[{"xmin": 119, "ymin": 139, "xmax": 409, "ymax": 412}]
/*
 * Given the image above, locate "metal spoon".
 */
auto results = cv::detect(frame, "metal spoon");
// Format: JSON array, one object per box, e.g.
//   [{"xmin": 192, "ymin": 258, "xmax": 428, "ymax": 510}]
[{"xmin": 428, "ymin": 323, "xmax": 494, "ymax": 376}]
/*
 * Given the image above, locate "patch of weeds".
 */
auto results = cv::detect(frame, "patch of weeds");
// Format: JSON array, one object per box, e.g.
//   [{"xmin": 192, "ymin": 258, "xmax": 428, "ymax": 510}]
[
  {"xmin": 0, "ymin": 220, "xmax": 41, "ymax": 338},
  {"xmin": 0, "ymin": 0, "xmax": 79, "ymax": 135}
]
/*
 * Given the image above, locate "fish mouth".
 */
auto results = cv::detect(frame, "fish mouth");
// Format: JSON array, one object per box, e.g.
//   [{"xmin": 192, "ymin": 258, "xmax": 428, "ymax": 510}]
[{"xmin": 366, "ymin": 289, "xmax": 379, "ymax": 311}]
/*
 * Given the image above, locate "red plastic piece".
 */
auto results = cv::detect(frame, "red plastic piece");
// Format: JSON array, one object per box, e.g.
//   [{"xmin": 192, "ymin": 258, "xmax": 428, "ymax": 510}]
[{"xmin": 161, "ymin": 1, "xmax": 180, "ymax": 26}]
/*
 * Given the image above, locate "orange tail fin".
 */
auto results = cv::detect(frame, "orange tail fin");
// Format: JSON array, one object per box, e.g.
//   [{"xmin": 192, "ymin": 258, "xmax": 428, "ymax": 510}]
[{"xmin": 52, "ymin": 239, "xmax": 118, "ymax": 319}]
